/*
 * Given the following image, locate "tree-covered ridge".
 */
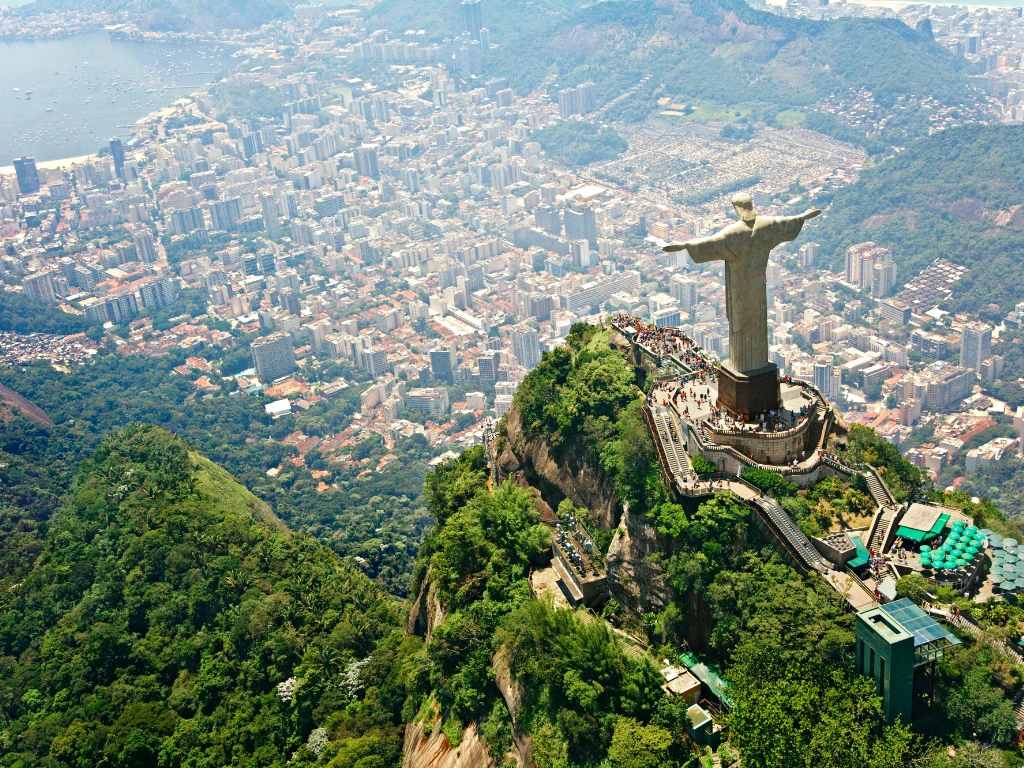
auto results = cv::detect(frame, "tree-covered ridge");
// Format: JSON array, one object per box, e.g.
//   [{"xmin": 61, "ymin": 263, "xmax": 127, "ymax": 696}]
[
  {"xmin": 410, "ymin": 447, "xmax": 699, "ymax": 767},
  {"xmin": 369, "ymin": 0, "xmax": 976, "ymax": 147},
  {"xmin": 511, "ymin": 322, "xmax": 666, "ymax": 516},
  {"xmin": 0, "ymin": 353, "xmax": 433, "ymax": 596},
  {"xmin": 815, "ymin": 124, "xmax": 1024, "ymax": 318},
  {"xmin": 0, "ymin": 424, "xmax": 412, "ymax": 767}
]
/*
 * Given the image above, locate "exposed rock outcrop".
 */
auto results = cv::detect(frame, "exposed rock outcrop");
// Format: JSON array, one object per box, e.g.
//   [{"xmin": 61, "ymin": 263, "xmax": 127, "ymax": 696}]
[
  {"xmin": 493, "ymin": 648, "xmax": 533, "ymax": 768},
  {"xmin": 407, "ymin": 566, "xmax": 446, "ymax": 640},
  {"xmin": 403, "ymin": 718, "xmax": 493, "ymax": 768},
  {"xmin": 605, "ymin": 505, "xmax": 671, "ymax": 615}
]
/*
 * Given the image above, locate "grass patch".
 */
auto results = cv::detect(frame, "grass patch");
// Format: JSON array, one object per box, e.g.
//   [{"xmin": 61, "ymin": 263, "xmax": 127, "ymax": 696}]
[{"xmin": 774, "ymin": 109, "xmax": 806, "ymax": 129}]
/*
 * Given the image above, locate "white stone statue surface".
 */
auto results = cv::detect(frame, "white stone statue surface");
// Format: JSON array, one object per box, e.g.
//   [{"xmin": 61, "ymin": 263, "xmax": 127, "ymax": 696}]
[{"xmin": 664, "ymin": 193, "xmax": 820, "ymax": 374}]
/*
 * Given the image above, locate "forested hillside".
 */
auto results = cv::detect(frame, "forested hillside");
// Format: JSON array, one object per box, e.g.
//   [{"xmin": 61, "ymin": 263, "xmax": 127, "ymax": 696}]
[
  {"xmin": 813, "ymin": 124, "xmax": 1024, "ymax": 401},
  {"xmin": 0, "ymin": 424, "xmax": 417, "ymax": 766},
  {"xmin": 816, "ymin": 124, "xmax": 1024, "ymax": 318},
  {"xmin": 0, "ymin": 353, "xmax": 432, "ymax": 596},
  {"xmin": 368, "ymin": 0, "xmax": 979, "ymax": 149}
]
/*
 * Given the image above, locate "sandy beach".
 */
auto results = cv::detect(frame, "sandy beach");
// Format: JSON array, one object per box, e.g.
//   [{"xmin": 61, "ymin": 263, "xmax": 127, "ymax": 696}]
[{"xmin": 0, "ymin": 154, "xmax": 97, "ymax": 175}]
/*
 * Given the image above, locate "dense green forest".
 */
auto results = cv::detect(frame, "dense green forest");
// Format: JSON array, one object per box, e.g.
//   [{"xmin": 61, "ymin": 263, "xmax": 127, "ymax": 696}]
[
  {"xmin": 0, "ymin": 425, "xmax": 417, "ymax": 766},
  {"xmin": 511, "ymin": 323, "xmax": 665, "ymax": 516},
  {"xmin": 0, "ymin": 352, "xmax": 433, "ymax": 596},
  {"xmin": 0, "ymin": 292, "xmax": 94, "ymax": 336},
  {"xmin": 2, "ymin": 322, "xmax": 1024, "ymax": 765},
  {"xmin": 368, "ymin": 0, "xmax": 977, "ymax": 149}
]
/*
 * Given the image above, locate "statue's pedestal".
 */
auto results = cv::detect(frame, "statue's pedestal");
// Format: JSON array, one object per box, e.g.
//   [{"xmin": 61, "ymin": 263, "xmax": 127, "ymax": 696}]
[{"xmin": 717, "ymin": 362, "xmax": 781, "ymax": 418}]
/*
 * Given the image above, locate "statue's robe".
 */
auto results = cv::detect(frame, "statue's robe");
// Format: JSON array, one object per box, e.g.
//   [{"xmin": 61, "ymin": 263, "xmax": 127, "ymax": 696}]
[{"xmin": 685, "ymin": 214, "xmax": 807, "ymax": 374}]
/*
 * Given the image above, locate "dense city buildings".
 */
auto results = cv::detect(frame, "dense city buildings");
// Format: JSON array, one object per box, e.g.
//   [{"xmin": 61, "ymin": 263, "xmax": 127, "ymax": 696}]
[{"xmin": 0, "ymin": 0, "xmax": 1016, "ymax": 484}]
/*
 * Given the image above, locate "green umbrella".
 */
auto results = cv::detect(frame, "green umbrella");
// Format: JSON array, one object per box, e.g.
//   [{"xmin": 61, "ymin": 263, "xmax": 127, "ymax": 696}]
[
  {"xmin": 920, "ymin": 545, "xmax": 932, "ymax": 553},
  {"xmin": 966, "ymin": 525, "xmax": 978, "ymax": 534},
  {"xmin": 966, "ymin": 546, "xmax": 979, "ymax": 556},
  {"xmin": 990, "ymin": 574, "xmax": 1004, "ymax": 584},
  {"xmin": 955, "ymin": 557, "xmax": 967, "ymax": 566}
]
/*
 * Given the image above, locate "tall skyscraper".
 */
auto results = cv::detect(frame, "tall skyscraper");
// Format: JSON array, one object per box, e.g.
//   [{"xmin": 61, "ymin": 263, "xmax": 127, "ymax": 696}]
[
  {"xmin": 13, "ymin": 157, "xmax": 40, "ymax": 195},
  {"xmin": 461, "ymin": 0, "xmax": 482, "ymax": 41},
  {"xmin": 430, "ymin": 346, "xmax": 457, "ymax": 384},
  {"xmin": 132, "ymin": 228, "xmax": 158, "ymax": 264},
  {"xmin": 871, "ymin": 260, "xmax": 898, "ymax": 299},
  {"xmin": 557, "ymin": 82, "xmax": 597, "ymax": 118},
  {"xmin": 260, "ymin": 192, "xmax": 281, "ymax": 239},
  {"xmin": 960, "ymin": 321, "xmax": 993, "ymax": 374},
  {"xmin": 209, "ymin": 198, "xmax": 243, "ymax": 232},
  {"xmin": 564, "ymin": 204, "xmax": 597, "ymax": 249},
  {"xmin": 511, "ymin": 323, "xmax": 541, "ymax": 370},
  {"xmin": 535, "ymin": 205, "xmax": 562, "ymax": 236},
  {"xmin": 845, "ymin": 242, "xmax": 891, "ymax": 291},
  {"xmin": 139, "ymin": 276, "xmax": 179, "ymax": 311},
  {"xmin": 23, "ymin": 271, "xmax": 56, "ymax": 303},
  {"xmin": 109, "ymin": 138, "xmax": 126, "ymax": 180},
  {"xmin": 797, "ymin": 241, "xmax": 818, "ymax": 269},
  {"xmin": 813, "ymin": 356, "xmax": 842, "ymax": 402},
  {"xmin": 353, "ymin": 146, "xmax": 380, "ymax": 179},
  {"xmin": 251, "ymin": 332, "xmax": 297, "ymax": 383}
]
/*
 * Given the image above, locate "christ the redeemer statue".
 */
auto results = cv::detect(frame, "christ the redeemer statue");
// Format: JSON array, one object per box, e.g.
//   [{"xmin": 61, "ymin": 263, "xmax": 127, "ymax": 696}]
[{"xmin": 663, "ymin": 193, "xmax": 820, "ymax": 415}]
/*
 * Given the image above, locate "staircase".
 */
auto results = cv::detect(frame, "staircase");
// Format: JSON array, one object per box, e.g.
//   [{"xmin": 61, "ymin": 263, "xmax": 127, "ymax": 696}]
[
  {"xmin": 870, "ymin": 506, "xmax": 899, "ymax": 555},
  {"xmin": 863, "ymin": 467, "xmax": 896, "ymax": 509},
  {"xmin": 752, "ymin": 493, "xmax": 831, "ymax": 574},
  {"xmin": 805, "ymin": 399, "xmax": 829, "ymax": 451},
  {"xmin": 1014, "ymin": 689, "xmax": 1024, "ymax": 726}
]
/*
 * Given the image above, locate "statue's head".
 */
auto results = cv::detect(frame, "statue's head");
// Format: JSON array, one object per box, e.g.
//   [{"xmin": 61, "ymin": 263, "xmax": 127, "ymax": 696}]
[{"xmin": 732, "ymin": 193, "xmax": 756, "ymax": 224}]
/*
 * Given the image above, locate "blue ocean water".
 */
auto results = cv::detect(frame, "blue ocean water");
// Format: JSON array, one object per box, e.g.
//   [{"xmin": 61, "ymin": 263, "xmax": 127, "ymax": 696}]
[{"xmin": 0, "ymin": 31, "xmax": 234, "ymax": 164}]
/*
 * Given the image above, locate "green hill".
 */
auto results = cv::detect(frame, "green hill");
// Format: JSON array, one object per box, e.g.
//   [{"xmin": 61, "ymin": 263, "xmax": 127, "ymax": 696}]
[
  {"xmin": 0, "ymin": 424, "xmax": 413, "ymax": 767},
  {"xmin": 368, "ymin": 0, "xmax": 979, "ymax": 149},
  {"xmin": 816, "ymin": 124, "xmax": 1024, "ymax": 317}
]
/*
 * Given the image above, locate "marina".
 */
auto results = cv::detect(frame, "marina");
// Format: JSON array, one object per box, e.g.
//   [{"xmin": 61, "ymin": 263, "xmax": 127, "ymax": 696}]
[{"xmin": 0, "ymin": 31, "xmax": 234, "ymax": 163}]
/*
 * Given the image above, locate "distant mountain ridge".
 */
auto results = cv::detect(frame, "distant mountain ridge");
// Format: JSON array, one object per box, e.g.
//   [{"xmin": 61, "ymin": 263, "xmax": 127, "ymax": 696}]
[{"xmin": 368, "ymin": 0, "xmax": 981, "ymax": 147}]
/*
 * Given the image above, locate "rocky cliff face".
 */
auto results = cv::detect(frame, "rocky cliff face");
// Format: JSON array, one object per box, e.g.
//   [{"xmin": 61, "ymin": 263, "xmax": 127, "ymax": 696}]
[
  {"xmin": 406, "ymin": 573, "xmax": 529, "ymax": 768},
  {"xmin": 495, "ymin": 404, "xmax": 670, "ymax": 618},
  {"xmin": 605, "ymin": 506, "xmax": 672, "ymax": 615},
  {"xmin": 495, "ymin": 406, "xmax": 620, "ymax": 530},
  {"xmin": 407, "ymin": 566, "xmax": 446, "ymax": 640}
]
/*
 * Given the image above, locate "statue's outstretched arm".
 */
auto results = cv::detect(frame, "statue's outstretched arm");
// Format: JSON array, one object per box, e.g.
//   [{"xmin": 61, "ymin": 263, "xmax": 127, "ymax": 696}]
[{"xmin": 662, "ymin": 229, "xmax": 732, "ymax": 263}]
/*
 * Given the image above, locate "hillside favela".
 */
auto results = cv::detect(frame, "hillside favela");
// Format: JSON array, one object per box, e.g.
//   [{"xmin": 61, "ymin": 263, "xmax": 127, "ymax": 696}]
[{"xmin": 5, "ymin": 0, "xmax": 1024, "ymax": 764}]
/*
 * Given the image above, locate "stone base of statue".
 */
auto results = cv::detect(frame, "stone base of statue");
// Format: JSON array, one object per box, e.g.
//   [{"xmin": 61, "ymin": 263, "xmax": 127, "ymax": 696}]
[{"xmin": 717, "ymin": 362, "xmax": 781, "ymax": 418}]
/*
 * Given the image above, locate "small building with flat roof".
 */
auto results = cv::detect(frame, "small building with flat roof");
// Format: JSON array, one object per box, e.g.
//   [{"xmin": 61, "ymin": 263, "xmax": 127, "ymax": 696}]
[{"xmin": 855, "ymin": 598, "xmax": 960, "ymax": 725}]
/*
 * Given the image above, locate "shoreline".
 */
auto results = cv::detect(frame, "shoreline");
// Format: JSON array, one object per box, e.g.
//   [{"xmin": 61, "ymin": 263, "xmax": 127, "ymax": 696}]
[{"xmin": 0, "ymin": 154, "xmax": 97, "ymax": 175}]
